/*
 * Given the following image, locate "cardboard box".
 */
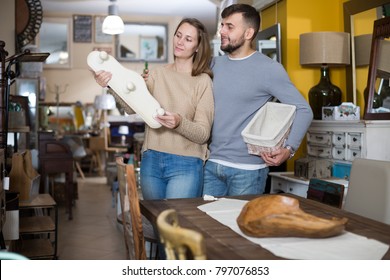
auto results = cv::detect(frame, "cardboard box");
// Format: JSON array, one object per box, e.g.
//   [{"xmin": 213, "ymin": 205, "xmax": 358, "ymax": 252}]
[{"xmin": 322, "ymin": 102, "xmax": 360, "ymax": 121}]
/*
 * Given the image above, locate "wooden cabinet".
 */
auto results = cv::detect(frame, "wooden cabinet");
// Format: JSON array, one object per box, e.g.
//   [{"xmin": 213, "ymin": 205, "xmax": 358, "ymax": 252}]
[{"xmin": 15, "ymin": 194, "xmax": 58, "ymax": 259}]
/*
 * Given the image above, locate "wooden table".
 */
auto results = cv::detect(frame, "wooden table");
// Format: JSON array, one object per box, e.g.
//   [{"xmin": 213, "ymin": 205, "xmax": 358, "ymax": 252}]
[{"xmin": 140, "ymin": 194, "xmax": 390, "ymax": 260}]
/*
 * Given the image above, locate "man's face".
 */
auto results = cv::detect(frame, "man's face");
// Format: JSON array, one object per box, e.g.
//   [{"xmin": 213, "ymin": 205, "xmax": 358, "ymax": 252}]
[{"xmin": 219, "ymin": 13, "xmax": 247, "ymax": 53}]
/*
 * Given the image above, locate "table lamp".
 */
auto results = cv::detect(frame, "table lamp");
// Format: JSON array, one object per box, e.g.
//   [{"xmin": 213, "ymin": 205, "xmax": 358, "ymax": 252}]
[
  {"xmin": 94, "ymin": 90, "xmax": 116, "ymax": 129},
  {"xmin": 94, "ymin": 90, "xmax": 116, "ymax": 149},
  {"xmin": 300, "ymin": 32, "xmax": 350, "ymax": 119},
  {"xmin": 118, "ymin": 125, "xmax": 129, "ymax": 146}
]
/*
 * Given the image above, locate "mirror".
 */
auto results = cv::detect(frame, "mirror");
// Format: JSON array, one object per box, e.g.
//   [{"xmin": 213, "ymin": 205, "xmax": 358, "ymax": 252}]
[
  {"xmin": 343, "ymin": 0, "xmax": 390, "ymax": 104},
  {"xmin": 38, "ymin": 18, "xmax": 71, "ymax": 68},
  {"xmin": 256, "ymin": 23, "xmax": 281, "ymax": 63},
  {"xmin": 116, "ymin": 22, "xmax": 168, "ymax": 62},
  {"xmin": 364, "ymin": 16, "xmax": 390, "ymax": 119}
]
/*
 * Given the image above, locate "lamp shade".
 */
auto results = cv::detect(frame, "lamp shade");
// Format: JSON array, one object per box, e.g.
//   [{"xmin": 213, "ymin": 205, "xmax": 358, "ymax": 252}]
[
  {"xmin": 300, "ymin": 32, "xmax": 350, "ymax": 66},
  {"xmin": 118, "ymin": 125, "xmax": 129, "ymax": 135},
  {"xmin": 102, "ymin": 3, "xmax": 124, "ymax": 35},
  {"xmin": 354, "ymin": 34, "xmax": 372, "ymax": 67},
  {"xmin": 94, "ymin": 93, "xmax": 116, "ymax": 110}
]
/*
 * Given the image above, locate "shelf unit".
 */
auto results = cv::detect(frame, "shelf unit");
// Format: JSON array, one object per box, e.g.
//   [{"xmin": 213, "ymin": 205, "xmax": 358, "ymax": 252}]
[{"xmin": 14, "ymin": 193, "xmax": 58, "ymax": 259}]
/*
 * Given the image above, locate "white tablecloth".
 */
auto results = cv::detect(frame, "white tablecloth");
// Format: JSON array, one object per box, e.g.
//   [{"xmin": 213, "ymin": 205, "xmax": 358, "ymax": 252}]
[{"xmin": 198, "ymin": 198, "xmax": 389, "ymax": 260}]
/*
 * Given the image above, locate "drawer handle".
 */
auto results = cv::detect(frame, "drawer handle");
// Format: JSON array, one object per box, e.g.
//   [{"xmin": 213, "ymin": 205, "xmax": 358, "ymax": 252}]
[
  {"xmin": 337, "ymin": 136, "xmax": 341, "ymax": 141},
  {"xmin": 315, "ymin": 136, "xmax": 324, "ymax": 140},
  {"xmin": 353, "ymin": 137, "xmax": 358, "ymax": 142},
  {"xmin": 353, "ymin": 152, "xmax": 357, "ymax": 157},
  {"xmin": 337, "ymin": 150, "xmax": 342, "ymax": 154}
]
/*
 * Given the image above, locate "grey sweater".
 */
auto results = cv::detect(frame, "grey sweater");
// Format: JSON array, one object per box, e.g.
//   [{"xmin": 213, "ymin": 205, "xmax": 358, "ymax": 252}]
[{"xmin": 209, "ymin": 51, "xmax": 313, "ymax": 165}]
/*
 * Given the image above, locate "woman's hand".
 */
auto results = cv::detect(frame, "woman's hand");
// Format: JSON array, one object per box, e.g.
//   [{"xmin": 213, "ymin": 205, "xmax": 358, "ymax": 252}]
[
  {"xmin": 154, "ymin": 111, "xmax": 181, "ymax": 129},
  {"xmin": 141, "ymin": 69, "xmax": 149, "ymax": 82},
  {"xmin": 94, "ymin": 70, "xmax": 112, "ymax": 87}
]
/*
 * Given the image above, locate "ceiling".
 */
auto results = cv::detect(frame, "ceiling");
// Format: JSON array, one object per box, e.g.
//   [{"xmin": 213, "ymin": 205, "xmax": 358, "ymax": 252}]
[{"xmin": 40, "ymin": 0, "xmax": 220, "ymax": 36}]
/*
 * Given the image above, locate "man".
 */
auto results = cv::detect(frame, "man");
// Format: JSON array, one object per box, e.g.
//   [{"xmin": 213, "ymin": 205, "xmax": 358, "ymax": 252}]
[{"xmin": 203, "ymin": 4, "xmax": 313, "ymax": 196}]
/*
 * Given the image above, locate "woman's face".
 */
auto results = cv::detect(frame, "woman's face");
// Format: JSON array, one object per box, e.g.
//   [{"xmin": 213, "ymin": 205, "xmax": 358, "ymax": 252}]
[{"xmin": 173, "ymin": 22, "xmax": 199, "ymax": 59}]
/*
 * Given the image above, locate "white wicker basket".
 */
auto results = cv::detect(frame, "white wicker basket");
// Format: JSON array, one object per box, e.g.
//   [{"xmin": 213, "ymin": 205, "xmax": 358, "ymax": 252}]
[{"xmin": 241, "ymin": 102, "xmax": 296, "ymax": 155}]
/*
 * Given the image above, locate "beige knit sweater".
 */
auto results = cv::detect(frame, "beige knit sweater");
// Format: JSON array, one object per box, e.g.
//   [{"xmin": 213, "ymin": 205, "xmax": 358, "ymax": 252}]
[{"xmin": 138, "ymin": 66, "xmax": 214, "ymax": 161}]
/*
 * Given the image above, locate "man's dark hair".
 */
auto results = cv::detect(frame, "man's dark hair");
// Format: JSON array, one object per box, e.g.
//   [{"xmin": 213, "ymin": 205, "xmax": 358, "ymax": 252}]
[{"xmin": 221, "ymin": 4, "xmax": 261, "ymax": 41}]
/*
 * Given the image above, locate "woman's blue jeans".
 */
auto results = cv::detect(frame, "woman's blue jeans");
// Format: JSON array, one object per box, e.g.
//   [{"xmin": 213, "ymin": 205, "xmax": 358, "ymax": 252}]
[{"xmin": 140, "ymin": 150, "xmax": 203, "ymax": 200}]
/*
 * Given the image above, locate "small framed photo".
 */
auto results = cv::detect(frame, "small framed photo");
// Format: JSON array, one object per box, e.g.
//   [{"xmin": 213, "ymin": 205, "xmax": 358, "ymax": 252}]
[
  {"xmin": 140, "ymin": 36, "xmax": 158, "ymax": 60},
  {"xmin": 95, "ymin": 16, "xmax": 113, "ymax": 43}
]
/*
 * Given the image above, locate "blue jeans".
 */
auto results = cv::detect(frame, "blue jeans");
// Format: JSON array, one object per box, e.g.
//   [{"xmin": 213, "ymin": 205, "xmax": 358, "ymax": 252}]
[
  {"xmin": 140, "ymin": 150, "xmax": 203, "ymax": 200},
  {"xmin": 202, "ymin": 161, "xmax": 269, "ymax": 196}
]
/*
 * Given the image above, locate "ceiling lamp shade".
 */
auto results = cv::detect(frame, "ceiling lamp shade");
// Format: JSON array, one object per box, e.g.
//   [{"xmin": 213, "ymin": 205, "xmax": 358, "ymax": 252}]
[{"xmin": 102, "ymin": 0, "xmax": 124, "ymax": 35}]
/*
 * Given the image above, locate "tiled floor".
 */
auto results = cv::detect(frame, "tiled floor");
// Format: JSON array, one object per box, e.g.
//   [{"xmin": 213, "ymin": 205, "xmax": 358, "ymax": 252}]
[{"xmin": 56, "ymin": 176, "xmax": 127, "ymax": 260}]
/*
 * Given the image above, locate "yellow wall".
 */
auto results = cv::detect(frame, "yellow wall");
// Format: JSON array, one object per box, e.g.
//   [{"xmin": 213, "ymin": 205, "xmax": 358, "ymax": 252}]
[{"xmin": 261, "ymin": 0, "xmax": 348, "ymax": 170}]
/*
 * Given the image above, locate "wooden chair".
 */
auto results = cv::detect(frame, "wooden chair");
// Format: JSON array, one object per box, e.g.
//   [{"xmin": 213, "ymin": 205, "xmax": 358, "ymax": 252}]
[
  {"xmin": 157, "ymin": 209, "xmax": 206, "ymax": 260},
  {"xmin": 115, "ymin": 157, "xmax": 158, "ymax": 259}
]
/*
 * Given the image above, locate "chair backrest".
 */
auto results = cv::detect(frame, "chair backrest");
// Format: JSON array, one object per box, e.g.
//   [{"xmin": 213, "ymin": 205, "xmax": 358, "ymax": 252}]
[
  {"xmin": 344, "ymin": 158, "xmax": 390, "ymax": 224},
  {"xmin": 116, "ymin": 157, "xmax": 146, "ymax": 260},
  {"xmin": 157, "ymin": 209, "xmax": 206, "ymax": 260}
]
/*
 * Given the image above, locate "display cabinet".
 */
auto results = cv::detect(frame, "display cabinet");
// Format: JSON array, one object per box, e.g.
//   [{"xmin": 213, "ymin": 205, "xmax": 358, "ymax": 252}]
[{"xmin": 307, "ymin": 120, "xmax": 390, "ymax": 162}]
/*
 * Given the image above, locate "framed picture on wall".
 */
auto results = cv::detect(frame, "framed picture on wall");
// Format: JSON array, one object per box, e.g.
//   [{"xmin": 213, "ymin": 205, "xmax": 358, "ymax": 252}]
[
  {"xmin": 94, "ymin": 16, "xmax": 113, "ymax": 43},
  {"xmin": 73, "ymin": 15, "xmax": 92, "ymax": 43},
  {"xmin": 140, "ymin": 36, "xmax": 158, "ymax": 60}
]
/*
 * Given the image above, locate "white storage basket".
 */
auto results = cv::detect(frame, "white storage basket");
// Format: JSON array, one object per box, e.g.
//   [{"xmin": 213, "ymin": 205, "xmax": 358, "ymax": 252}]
[{"xmin": 241, "ymin": 102, "xmax": 296, "ymax": 155}]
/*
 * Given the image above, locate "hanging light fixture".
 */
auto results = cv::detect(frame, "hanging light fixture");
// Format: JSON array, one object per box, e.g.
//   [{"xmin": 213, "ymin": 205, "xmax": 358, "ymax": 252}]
[{"xmin": 102, "ymin": 0, "xmax": 124, "ymax": 35}]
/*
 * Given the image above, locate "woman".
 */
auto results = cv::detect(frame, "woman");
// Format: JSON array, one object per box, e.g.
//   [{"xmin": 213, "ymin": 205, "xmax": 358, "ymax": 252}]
[{"xmin": 94, "ymin": 18, "xmax": 214, "ymax": 200}]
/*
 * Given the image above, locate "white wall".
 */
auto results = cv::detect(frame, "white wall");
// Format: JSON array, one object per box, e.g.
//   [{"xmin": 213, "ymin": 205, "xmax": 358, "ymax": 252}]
[
  {"xmin": 41, "ymin": 12, "xmax": 182, "ymax": 105},
  {"xmin": 1, "ymin": 6, "xmax": 182, "ymax": 105}
]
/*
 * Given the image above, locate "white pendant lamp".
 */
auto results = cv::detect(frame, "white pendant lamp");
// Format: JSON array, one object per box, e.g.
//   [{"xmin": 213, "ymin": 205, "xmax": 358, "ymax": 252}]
[{"xmin": 102, "ymin": 0, "xmax": 124, "ymax": 35}]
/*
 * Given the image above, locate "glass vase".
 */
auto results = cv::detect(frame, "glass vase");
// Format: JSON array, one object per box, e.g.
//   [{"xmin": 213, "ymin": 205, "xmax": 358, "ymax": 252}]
[{"xmin": 308, "ymin": 66, "xmax": 342, "ymax": 120}]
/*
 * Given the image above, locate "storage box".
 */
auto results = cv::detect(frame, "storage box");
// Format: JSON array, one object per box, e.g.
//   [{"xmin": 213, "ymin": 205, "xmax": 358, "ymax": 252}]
[
  {"xmin": 294, "ymin": 157, "xmax": 332, "ymax": 179},
  {"xmin": 241, "ymin": 102, "xmax": 296, "ymax": 155},
  {"xmin": 332, "ymin": 161, "xmax": 352, "ymax": 179},
  {"xmin": 322, "ymin": 102, "xmax": 360, "ymax": 121},
  {"xmin": 307, "ymin": 178, "xmax": 345, "ymax": 208}
]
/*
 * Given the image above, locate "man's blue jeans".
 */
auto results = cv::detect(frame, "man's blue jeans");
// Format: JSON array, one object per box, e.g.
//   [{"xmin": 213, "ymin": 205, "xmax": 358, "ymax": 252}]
[
  {"xmin": 141, "ymin": 150, "xmax": 203, "ymax": 200},
  {"xmin": 202, "ymin": 160, "xmax": 269, "ymax": 196}
]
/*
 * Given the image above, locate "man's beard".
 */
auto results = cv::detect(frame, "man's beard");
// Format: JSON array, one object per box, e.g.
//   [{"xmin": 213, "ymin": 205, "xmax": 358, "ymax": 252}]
[{"xmin": 220, "ymin": 36, "xmax": 245, "ymax": 54}]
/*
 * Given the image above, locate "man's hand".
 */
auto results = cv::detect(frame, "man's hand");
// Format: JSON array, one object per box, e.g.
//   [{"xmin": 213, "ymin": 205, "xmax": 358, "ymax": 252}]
[{"xmin": 261, "ymin": 147, "xmax": 291, "ymax": 166}]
